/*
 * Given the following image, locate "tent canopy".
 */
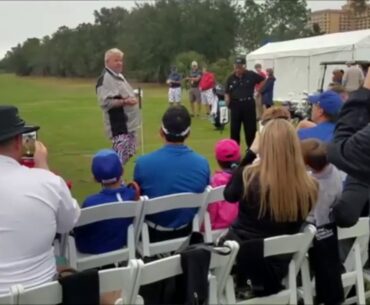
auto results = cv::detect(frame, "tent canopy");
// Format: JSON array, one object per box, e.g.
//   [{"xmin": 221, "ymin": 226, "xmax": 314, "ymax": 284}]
[
  {"xmin": 248, "ymin": 29, "xmax": 370, "ymax": 59},
  {"xmin": 246, "ymin": 30, "xmax": 370, "ymax": 101}
]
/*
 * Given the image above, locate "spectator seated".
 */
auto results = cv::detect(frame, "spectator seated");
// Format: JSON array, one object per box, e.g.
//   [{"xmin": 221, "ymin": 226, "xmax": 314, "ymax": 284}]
[
  {"xmin": 134, "ymin": 105, "xmax": 210, "ymax": 243},
  {"xmin": 75, "ymin": 149, "xmax": 139, "ymax": 255},
  {"xmin": 297, "ymin": 90, "xmax": 343, "ymax": 142}
]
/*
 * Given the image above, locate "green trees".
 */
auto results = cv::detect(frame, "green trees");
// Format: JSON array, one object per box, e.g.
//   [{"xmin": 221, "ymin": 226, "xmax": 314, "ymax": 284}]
[
  {"xmin": 1, "ymin": 0, "xmax": 313, "ymax": 82},
  {"xmin": 238, "ymin": 0, "xmax": 311, "ymax": 52}
]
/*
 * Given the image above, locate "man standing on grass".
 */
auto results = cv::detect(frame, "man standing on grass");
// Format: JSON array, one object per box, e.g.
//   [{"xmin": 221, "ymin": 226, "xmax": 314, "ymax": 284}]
[
  {"xmin": 96, "ymin": 48, "xmax": 140, "ymax": 165},
  {"xmin": 225, "ymin": 57, "xmax": 265, "ymax": 148},
  {"xmin": 254, "ymin": 63, "xmax": 266, "ymax": 120},
  {"xmin": 187, "ymin": 61, "xmax": 202, "ymax": 117},
  {"xmin": 167, "ymin": 66, "xmax": 182, "ymax": 106}
]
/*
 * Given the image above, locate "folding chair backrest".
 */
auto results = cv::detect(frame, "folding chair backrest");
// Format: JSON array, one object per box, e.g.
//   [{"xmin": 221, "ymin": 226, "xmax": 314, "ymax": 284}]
[
  {"xmin": 142, "ymin": 192, "xmax": 207, "ymax": 216},
  {"xmin": 202, "ymin": 185, "xmax": 228, "ymax": 243},
  {"xmin": 133, "ymin": 243, "xmax": 239, "ymax": 305},
  {"xmin": 206, "ymin": 185, "xmax": 225, "ymax": 205},
  {"xmin": 234, "ymin": 225, "xmax": 316, "ymax": 305},
  {"xmin": 338, "ymin": 217, "xmax": 370, "ymax": 275},
  {"xmin": 15, "ymin": 260, "xmax": 140, "ymax": 305},
  {"xmin": 208, "ymin": 241, "xmax": 240, "ymax": 304},
  {"xmin": 77, "ymin": 199, "xmax": 143, "ymax": 228},
  {"xmin": 337, "ymin": 218, "xmax": 370, "ymax": 305},
  {"xmin": 264, "ymin": 225, "xmax": 316, "ymax": 260},
  {"xmin": 99, "ymin": 260, "xmax": 141, "ymax": 304},
  {"xmin": 137, "ymin": 191, "xmax": 209, "ymax": 256},
  {"xmin": 337, "ymin": 217, "xmax": 369, "ymax": 241},
  {"xmin": 139, "ymin": 255, "xmax": 182, "ymax": 286},
  {"xmin": 67, "ymin": 198, "xmax": 144, "ymax": 270},
  {"xmin": 16, "ymin": 282, "xmax": 62, "ymax": 305}
]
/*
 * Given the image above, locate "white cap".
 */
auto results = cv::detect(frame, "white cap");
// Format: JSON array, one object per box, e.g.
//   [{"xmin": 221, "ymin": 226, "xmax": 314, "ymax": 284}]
[{"xmin": 191, "ymin": 61, "xmax": 198, "ymax": 67}]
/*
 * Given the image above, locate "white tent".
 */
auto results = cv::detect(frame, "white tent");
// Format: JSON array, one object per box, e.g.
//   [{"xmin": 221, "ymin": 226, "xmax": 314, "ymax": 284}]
[{"xmin": 247, "ymin": 29, "xmax": 370, "ymax": 101}]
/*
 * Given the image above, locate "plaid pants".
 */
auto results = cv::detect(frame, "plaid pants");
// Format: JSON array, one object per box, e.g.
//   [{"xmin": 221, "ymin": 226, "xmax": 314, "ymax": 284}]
[{"xmin": 112, "ymin": 132, "xmax": 136, "ymax": 164}]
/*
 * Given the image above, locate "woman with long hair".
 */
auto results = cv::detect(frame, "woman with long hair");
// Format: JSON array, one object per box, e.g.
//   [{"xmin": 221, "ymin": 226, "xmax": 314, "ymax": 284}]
[{"xmin": 222, "ymin": 119, "xmax": 318, "ymax": 297}]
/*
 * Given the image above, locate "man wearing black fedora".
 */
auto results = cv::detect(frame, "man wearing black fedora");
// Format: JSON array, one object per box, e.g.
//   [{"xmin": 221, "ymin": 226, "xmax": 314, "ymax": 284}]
[{"xmin": 0, "ymin": 105, "xmax": 80, "ymax": 295}]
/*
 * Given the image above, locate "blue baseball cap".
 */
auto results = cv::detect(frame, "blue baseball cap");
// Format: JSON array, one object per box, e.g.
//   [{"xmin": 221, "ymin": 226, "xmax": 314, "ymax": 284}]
[
  {"xmin": 308, "ymin": 90, "xmax": 343, "ymax": 116},
  {"xmin": 92, "ymin": 149, "xmax": 123, "ymax": 184}
]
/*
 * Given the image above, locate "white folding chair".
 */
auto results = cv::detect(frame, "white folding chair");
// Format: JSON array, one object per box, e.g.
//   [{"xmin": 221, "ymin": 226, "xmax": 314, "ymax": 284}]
[
  {"xmin": 137, "ymin": 191, "xmax": 208, "ymax": 257},
  {"xmin": 202, "ymin": 185, "xmax": 229, "ymax": 243},
  {"xmin": 67, "ymin": 199, "xmax": 144, "ymax": 270},
  {"xmin": 339, "ymin": 218, "xmax": 369, "ymax": 305},
  {"xmin": 12, "ymin": 260, "xmax": 140, "ymax": 305},
  {"xmin": 230, "ymin": 225, "xmax": 316, "ymax": 305},
  {"xmin": 131, "ymin": 242, "xmax": 239, "ymax": 304},
  {"xmin": 0, "ymin": 286, "xmax": 18, "ymax": 305},
  {"xmin": 208, "ymin": 240, "xmax": 240, "ymax": 304},
  {"xmin": 301, "ymin": 218, "xmax": 370, "ymax": 305}
]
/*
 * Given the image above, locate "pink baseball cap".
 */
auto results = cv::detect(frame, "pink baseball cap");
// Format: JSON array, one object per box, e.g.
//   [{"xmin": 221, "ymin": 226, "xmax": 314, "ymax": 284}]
[{"xmin": 215, "ymin": 139, "xmax": 241, "ymax": 162}]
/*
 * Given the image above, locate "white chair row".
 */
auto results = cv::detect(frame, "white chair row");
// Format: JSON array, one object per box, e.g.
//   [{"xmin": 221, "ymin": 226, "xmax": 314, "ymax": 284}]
[
  {"xmin": 5, "ymin": 219, "xmax": 370, "ymax": 305},
  {"xmin": 0, "ymin": 260, "xmax": 140, "ymax": 305},
  {"xmin": 223, "ymin": 218, "xmax": 370, "ymax": 305},
  {"xmin": 63, "ymin": 186, "xmax": 227, "ymax": 271},
  {"xmin": 1, "ymin": 241, "xmax": 239, "ymax": 305}
]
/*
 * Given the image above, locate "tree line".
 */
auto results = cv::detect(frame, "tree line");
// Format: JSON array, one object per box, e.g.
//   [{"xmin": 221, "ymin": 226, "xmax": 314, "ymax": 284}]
[{"xmin": 0, "ymin": 0, "xmax": 317, "ymax": 83}]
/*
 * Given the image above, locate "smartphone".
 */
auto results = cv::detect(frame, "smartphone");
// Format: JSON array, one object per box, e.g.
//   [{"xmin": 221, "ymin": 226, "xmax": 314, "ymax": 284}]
[{"xmin": 22, "ymin": 131, "xmax": 37, "ymax": 158}]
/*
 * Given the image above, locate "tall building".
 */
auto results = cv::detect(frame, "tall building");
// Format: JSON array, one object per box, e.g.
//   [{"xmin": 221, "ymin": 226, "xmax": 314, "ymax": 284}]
[{"xmin": 308, "ymin": 0, "xmax": 370, "ymax": 34}]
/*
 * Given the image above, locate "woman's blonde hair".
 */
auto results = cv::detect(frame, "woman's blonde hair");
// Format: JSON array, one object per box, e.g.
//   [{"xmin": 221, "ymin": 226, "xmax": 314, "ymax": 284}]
[{"xmin": 243, "ymin": 119, "xmax": 318, "ymax": 222}]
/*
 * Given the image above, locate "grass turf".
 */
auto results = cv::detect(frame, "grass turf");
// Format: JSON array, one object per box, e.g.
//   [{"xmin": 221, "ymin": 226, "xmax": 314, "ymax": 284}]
[{"xmin": 0, "ymin": 74, "xmax": 246, "ymax": 202}]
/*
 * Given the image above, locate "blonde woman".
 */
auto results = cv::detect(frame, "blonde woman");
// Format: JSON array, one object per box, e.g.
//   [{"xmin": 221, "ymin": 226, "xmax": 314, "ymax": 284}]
[{"xmin": 222, "ymin": 119, "xmax": 318, "ymax": 298}]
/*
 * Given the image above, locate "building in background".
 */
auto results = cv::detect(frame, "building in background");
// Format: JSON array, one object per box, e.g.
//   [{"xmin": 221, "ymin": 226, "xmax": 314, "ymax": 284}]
[{"xmin": 308, "ymin": 0, "xmax": 370, "ymax": 34}]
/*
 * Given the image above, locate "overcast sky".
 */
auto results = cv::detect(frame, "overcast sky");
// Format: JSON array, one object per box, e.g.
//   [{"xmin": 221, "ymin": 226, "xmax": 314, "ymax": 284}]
[{"xmin": 0, "ymin": 0, "xmax": 347, "ymax": 59}]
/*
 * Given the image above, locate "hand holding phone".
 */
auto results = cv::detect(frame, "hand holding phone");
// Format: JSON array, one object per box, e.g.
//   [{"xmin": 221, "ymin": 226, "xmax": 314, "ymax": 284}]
[
  {"xmin": 33, "ymin": 141, "xmax": 49, "ymax": 170},
  {"xmin": 22, "ymin": 131, "xmax": 37, "ymax": 158}
]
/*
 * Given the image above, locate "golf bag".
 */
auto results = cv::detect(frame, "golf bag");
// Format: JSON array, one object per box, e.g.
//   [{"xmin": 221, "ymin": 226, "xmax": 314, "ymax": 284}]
[{"xmin": 212, "ymin": 84, "xmax": 229, "ymax": 131}]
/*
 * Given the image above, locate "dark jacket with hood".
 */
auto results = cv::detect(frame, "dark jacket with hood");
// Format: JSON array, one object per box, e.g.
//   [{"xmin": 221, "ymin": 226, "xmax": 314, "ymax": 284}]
[
  {"xmin": 328, "ymin": 88, "xmax": 370, "ymax": 184},
  {"xmin": 328, "ymin": 88, "xmax": 370, "ymax": 227}
]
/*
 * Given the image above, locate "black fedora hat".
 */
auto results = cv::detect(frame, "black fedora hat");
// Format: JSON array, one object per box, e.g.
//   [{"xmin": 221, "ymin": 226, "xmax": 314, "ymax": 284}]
[{"xmin": 0, "ymin": 105, "xmax": 39, "ymax": 142}]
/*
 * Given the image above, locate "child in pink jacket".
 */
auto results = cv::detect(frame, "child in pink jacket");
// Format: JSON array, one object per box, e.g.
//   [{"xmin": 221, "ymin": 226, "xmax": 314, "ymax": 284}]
[{"xmin": 208, "ymin": 139, "xmax": 241, "ymax": 229}]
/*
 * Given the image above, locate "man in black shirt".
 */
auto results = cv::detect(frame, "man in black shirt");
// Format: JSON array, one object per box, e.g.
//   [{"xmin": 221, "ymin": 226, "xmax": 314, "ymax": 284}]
[{"xmin": 225, "ymin": 58, "xmax": 265, "ymax": 147}]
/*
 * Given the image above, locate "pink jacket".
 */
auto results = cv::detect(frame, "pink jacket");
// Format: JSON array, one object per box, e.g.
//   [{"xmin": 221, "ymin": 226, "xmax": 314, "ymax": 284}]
[{"xmin": 208, "ymin": 170, "xmax": 239, "ymax": 229}]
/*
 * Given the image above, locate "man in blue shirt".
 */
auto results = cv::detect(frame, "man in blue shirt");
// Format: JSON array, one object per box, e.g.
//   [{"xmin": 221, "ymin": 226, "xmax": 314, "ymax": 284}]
[
  {"xmin": 75, "ymin": 149, "xmax": 137, "ymax": 254},
  {"xmin": 167, "ymin": 66, "xmax": 182, "ymax": 105},
  {"xmin": 134, "ymin": 105, "xmax": 210, "ymax": 242},
  {"xmin": 298, "ymin": 90, "xmax": 343, "ymax": 143}
]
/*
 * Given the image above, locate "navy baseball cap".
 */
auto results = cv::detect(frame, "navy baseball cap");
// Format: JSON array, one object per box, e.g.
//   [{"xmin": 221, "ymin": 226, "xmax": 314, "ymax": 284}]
[
  {"xmin": 234, "ymin": 57, "xmax": 246, "ymax": 65},
  {"xmin": 92, "ymin": 149, "xmax": 123, "ymax": 184},
  {"xmin": 308, "ymin": 90, "xmax": 343, "ymax": 116}
]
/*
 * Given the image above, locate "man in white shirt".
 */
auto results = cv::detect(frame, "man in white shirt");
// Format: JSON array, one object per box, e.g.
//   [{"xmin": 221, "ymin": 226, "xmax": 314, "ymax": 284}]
[
  {"xmin": 0, "ymin": 105, "xmax": 80, "ymax": 295},
  {"xmin": 342, "ymin": 61, "xmax": 364, "ymax": 92}
]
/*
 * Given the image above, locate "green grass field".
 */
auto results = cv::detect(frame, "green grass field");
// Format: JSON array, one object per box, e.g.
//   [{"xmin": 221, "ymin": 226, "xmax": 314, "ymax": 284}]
[{"xmin": 0, "ymin": 74, "xmax": 242, "ymax": 202}]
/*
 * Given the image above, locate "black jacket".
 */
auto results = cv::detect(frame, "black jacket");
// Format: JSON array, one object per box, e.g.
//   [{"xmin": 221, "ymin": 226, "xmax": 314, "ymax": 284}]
[
  {"xmin": 328, "ymin": 88, "xmax": 370, "ymax": 184},
  {"xmin": 332, "ymin": 175, "xmax": 370, "ymax": 228},
  {"xmin": 224, "ymin": 150, "xmax": 304, "ymax": 241}
]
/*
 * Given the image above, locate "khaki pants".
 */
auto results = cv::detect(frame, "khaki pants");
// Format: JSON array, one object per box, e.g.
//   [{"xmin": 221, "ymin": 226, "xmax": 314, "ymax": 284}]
[{"xmin": 255, "ymin": 94, "xmax": 263, "ymax": 120}]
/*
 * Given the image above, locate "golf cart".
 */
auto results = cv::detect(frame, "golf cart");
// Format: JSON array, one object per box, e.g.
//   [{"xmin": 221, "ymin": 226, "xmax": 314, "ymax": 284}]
[
  {"xmin": 318, "ymin": 60, "xmax": 370, "ymax": 92},
  {"xmin": 282, "ymin": 60, "xmax": 370, "ymax": 123}
]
